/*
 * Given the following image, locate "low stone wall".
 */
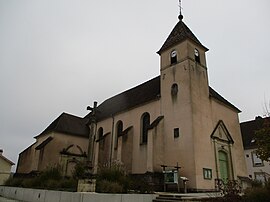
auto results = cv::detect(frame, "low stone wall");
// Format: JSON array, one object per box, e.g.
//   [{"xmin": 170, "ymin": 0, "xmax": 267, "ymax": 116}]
[{"xmin": 0, "ymin": 186, "xmax": 156, "ymax": 202}]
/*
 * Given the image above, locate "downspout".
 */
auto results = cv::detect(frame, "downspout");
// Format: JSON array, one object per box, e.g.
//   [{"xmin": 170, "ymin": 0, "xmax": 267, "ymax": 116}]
[
  {"xmin": 228, "ymin": 143, "xmax": 235, "ymax": 180},
  {"xmin": 213, "ymin": 139, "xmax": 219, "ymax": 178},
  {"xmin": 109, "ymin": 114, "xmax": 115, "ymax": 167}
]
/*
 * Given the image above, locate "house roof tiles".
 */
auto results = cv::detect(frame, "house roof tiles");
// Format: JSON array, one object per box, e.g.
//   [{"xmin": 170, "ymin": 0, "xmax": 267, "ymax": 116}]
[{"xmin": 240, "ymin": 117, "xmax": 270, "ymax": 149}]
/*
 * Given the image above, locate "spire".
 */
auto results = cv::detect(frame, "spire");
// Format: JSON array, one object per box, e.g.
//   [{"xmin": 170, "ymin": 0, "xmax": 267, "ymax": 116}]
[{"xmin": 157, "ymin": 2, "xmax": 209, "ymax": 55}]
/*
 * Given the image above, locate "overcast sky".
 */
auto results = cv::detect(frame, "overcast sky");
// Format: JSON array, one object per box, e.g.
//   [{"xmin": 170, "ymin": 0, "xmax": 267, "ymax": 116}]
[{"xmin": 1, "ymin": 0, "xmax": 269, "ymax": 170}]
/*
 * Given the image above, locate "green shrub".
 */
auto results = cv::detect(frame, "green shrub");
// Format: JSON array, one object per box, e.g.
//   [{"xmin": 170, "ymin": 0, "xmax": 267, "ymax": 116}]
[
  {"xmin": 251, "ymin": 179, "xmax": 263, "ymax": 188},
  {"xmin": 219, "ymin": 180, "xmax": 242, "ymax": 201},
  {"xmin": 39, "ymin": 166, "xmax": 62, "ymax": 182},
  {"xmin": 96, "ymin": 163, "xmax": 131, "ymax": 193},
  {"xmin": 97, "ymin": 180, "xmax": 123, "ymax": 193},
  {"xmin": 4, "ymin": 165, "xmax": 78, "ymax": 191},
  {"xmin": 244, "ymin": 187, "xmax": 270, "ymax": 202},
  {"xmin": 4, "ymin": 177, "xmax": 23, "ymax": 187},
  {"xmin": 59, "ymin": 178, "xmax": 77, "ymax": 191},
  {"xmin": 72, "ymin": 162, "xmax": 86, "ymax": 179}
]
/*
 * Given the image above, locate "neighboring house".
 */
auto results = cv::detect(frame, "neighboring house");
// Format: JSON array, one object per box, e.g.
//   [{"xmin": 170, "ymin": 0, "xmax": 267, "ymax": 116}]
[
  {"xmin": 241, "ymin": 117, "xmax": 270, "ymax": 183},
  {"xmin": 16, "ymin": 13, "xmax": 248, "ymax": 191},
  {"xmin": 16, "ymin": 113, "xmax": 89, "ymax": 177},
  {"xmin": 0, "ymin": 149, "xmax": 15, "ymax": 185}
]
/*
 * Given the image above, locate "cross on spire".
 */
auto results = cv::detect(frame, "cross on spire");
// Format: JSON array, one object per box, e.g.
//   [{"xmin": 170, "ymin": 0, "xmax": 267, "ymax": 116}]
[
  {"xmin": 179, "ymin": 0, "xmax": 182, "ymax": 15},
  {"xmin": 178, "ymin": 0, "xmax": 183, "ymax": 21}
]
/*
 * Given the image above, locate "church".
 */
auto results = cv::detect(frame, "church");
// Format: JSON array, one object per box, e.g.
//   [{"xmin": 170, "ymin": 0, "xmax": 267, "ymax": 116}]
[{"xmin": 16, "ymin": 12, "xmax": 248, "ymax": 192}]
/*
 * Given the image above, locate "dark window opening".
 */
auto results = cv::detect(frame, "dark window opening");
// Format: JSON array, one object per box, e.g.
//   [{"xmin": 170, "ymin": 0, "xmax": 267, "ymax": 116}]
[
  {"xmin": 115, "ymin": 121, "xmax": 123, "ymax": 149},
  {"xmin": 170, "ymin": 50, "xmax": 177, "ymax": 65},
  {"xmin": 194, "ymin": 48, "xmax": 200, "ymax": 63},
  {"xmin": 174, "ymin": 128, "xmax": 180, "ymax": 138},
  {"xmin": 117, "ymin": 121, "xmax": 123, "ymax": 137},
  {"xmin": 171, "ymin": 83, "xmax": 178, "ymax": 96},
  {"xmin": 98, "ymin": 127, "xmax": 103, "ymax": 140},
  {"xmin": 141, "ymin": 113, "xmax": 150, "ymax": 144}
]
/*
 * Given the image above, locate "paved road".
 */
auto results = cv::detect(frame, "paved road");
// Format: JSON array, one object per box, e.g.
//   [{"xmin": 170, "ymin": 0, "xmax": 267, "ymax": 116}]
[{"xmin": 0, "ymin": 196, "xmax": 20, "ymax": 202}]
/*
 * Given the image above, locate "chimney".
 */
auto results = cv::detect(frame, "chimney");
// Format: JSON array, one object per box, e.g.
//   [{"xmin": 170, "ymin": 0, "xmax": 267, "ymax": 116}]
[{"xmin": 0, "ymin": 149, "xmax": 3, "ymax": 155}]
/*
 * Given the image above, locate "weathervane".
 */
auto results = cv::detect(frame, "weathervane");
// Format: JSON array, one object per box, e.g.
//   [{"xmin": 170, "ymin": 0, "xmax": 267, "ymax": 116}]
[{"xmin": 178, "ymin": 0, "xmax": 183, "ymax": 20}]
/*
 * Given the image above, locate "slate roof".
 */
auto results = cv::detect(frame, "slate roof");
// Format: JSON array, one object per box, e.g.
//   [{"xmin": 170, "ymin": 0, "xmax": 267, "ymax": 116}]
[
  {"xmin": 87, "ymin": 76, "xmax": 240, "ymax": 121},
  {"xmin": 209, "ymin": 87, "xmax": 241, "ymax": 112},
  {"xmin": 92, "ymin": 76, "xmax": 161, "ymax": 121},
  {"xmin": 240, "ymin": 117, "xmax": 270, "ymax": 149},
  {"xmin": 35, "ymin": 113, "xmax": 89, "ymax": 138},
  {"xmin": 157, "ymin": 18, "xmax": 208, "ymax": 54}
]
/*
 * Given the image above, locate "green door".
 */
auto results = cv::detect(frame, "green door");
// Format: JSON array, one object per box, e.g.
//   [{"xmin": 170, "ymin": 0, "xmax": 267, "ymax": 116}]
[{"xmin": 218, "ymin": 151, "xmax": 229, "ymax": 182}]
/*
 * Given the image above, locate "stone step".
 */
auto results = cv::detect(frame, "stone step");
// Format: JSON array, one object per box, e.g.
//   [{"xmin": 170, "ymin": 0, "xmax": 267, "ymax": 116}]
[{"xmin": 153, "ymin": 192, "xmax": 222, "ymax": 202}]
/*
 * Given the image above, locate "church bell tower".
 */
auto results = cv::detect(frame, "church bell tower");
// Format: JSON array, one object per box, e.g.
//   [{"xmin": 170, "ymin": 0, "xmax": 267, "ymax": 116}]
[{"xmin": 157, "ymin": 9, "xmax": 211, "ymax": 188}]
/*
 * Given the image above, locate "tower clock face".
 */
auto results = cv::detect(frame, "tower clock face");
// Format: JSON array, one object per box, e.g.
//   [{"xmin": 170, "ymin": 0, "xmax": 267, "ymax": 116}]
[
  {"xmin": 171, "ymin": 50, "xmax": 177, "ymax": 57},
  {"xmin": 194, "ymin": 49, "xmax": 199, "ymax": 57}
]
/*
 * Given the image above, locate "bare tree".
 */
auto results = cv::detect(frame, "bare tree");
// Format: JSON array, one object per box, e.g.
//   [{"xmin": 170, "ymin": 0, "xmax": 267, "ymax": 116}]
[{"xmin": 255, "ymin": 99, "xmax": 270, "ymax": 162}]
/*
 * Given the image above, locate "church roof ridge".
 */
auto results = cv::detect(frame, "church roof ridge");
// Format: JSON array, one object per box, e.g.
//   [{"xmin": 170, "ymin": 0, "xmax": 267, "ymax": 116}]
[{"xmin": 157, "ymin": 19, "xmax": 208, "ymax": 54}]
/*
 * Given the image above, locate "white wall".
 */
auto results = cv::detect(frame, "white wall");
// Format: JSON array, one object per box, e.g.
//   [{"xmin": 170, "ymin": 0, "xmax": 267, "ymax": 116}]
[{"xmin": 0, "ymin": 186, "xmax": 156, "ymax": 202}]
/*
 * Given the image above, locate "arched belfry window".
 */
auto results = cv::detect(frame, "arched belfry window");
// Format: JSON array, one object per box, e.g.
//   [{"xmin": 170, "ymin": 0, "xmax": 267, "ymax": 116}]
[
  {"xmin": 194, "ymin": 48, "xmax": 200, "ymax": 63},
  {"xmin": 170, "ymin": 50, "xmax": 177, "ymax": 65},
  {"xmin": 115, "ymin": 121, "xmax": 123, "ymax": 149},
  {"xmin": 141, "ymin": 112, "xmax": 150, "ymax": 144}
]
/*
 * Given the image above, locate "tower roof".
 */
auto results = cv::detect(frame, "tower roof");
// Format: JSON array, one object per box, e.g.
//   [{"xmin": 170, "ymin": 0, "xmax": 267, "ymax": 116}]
[{"xmin": 157, "ymin": 18, "xmax": 208, "ymax": 54}]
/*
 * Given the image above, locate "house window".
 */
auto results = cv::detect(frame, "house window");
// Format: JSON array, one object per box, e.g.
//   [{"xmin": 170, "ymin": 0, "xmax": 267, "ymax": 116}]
[
  {"xmin": 141, "ymin": 113, "xmax": 150, "ymax": 144},
  {"xmin": 194, "ymin": 48, "xmax": 200, "ymax": 63},
  {"xmin": 252, "ymin": 152, "xmax": 263, "ymax": 167},
  {"xmin": 170, "ymin": 50, "xmax": 177, "ymax": 65},
  {"xmin": 174, "ymin": 128, "xmax": 180, "ymax": 138},
  {"xmin": 115, "ymin": 121, "xmax": 123, "ymax": 149},
  {"xmin": 254, "ymin": 172, "xmax": 266, "ymax": 183},
  {"xmin": 203, "ymin": 168, "xmax": 212, "ymax": 180}
]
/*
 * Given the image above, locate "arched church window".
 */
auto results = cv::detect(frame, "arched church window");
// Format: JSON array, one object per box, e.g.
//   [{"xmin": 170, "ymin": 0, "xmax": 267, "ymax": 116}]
[
  {"xmin": 114, "ymin": 121, "xmax": 123, "ymax": 149},
  {"xmin": 98, "ymin": 127, "xmax": 104, "ymax": 150},
  {"xmin": 141, "ymin": 112, "xmax": 150, "ymax": 144},
  {"xmin": 171, "ymin": 83, "xmax": 178, "ymax": 96},
  {"xmin": 194, "ymin": 48, "xmax": 200, "ymax": 63},
  {"xmin": 98, "ymin": 127, "xmax": 103, "ymax": 140},
  {"xmin": 170, "ymin": 50, "xmax": 177, "ymax": 65},
  {"xmin": 116, "ymin": 121, "xmax": 123, "ymax": 137}
]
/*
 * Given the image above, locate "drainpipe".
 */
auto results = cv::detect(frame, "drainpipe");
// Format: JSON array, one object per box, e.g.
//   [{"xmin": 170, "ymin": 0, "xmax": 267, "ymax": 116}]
[
  {"xmin": 109, "ymin": 114, "xmax": 115, "ymax": 167},
  {"xmin": 228, "ymin": 144, "xmax": 235, "ymax": 180}
]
